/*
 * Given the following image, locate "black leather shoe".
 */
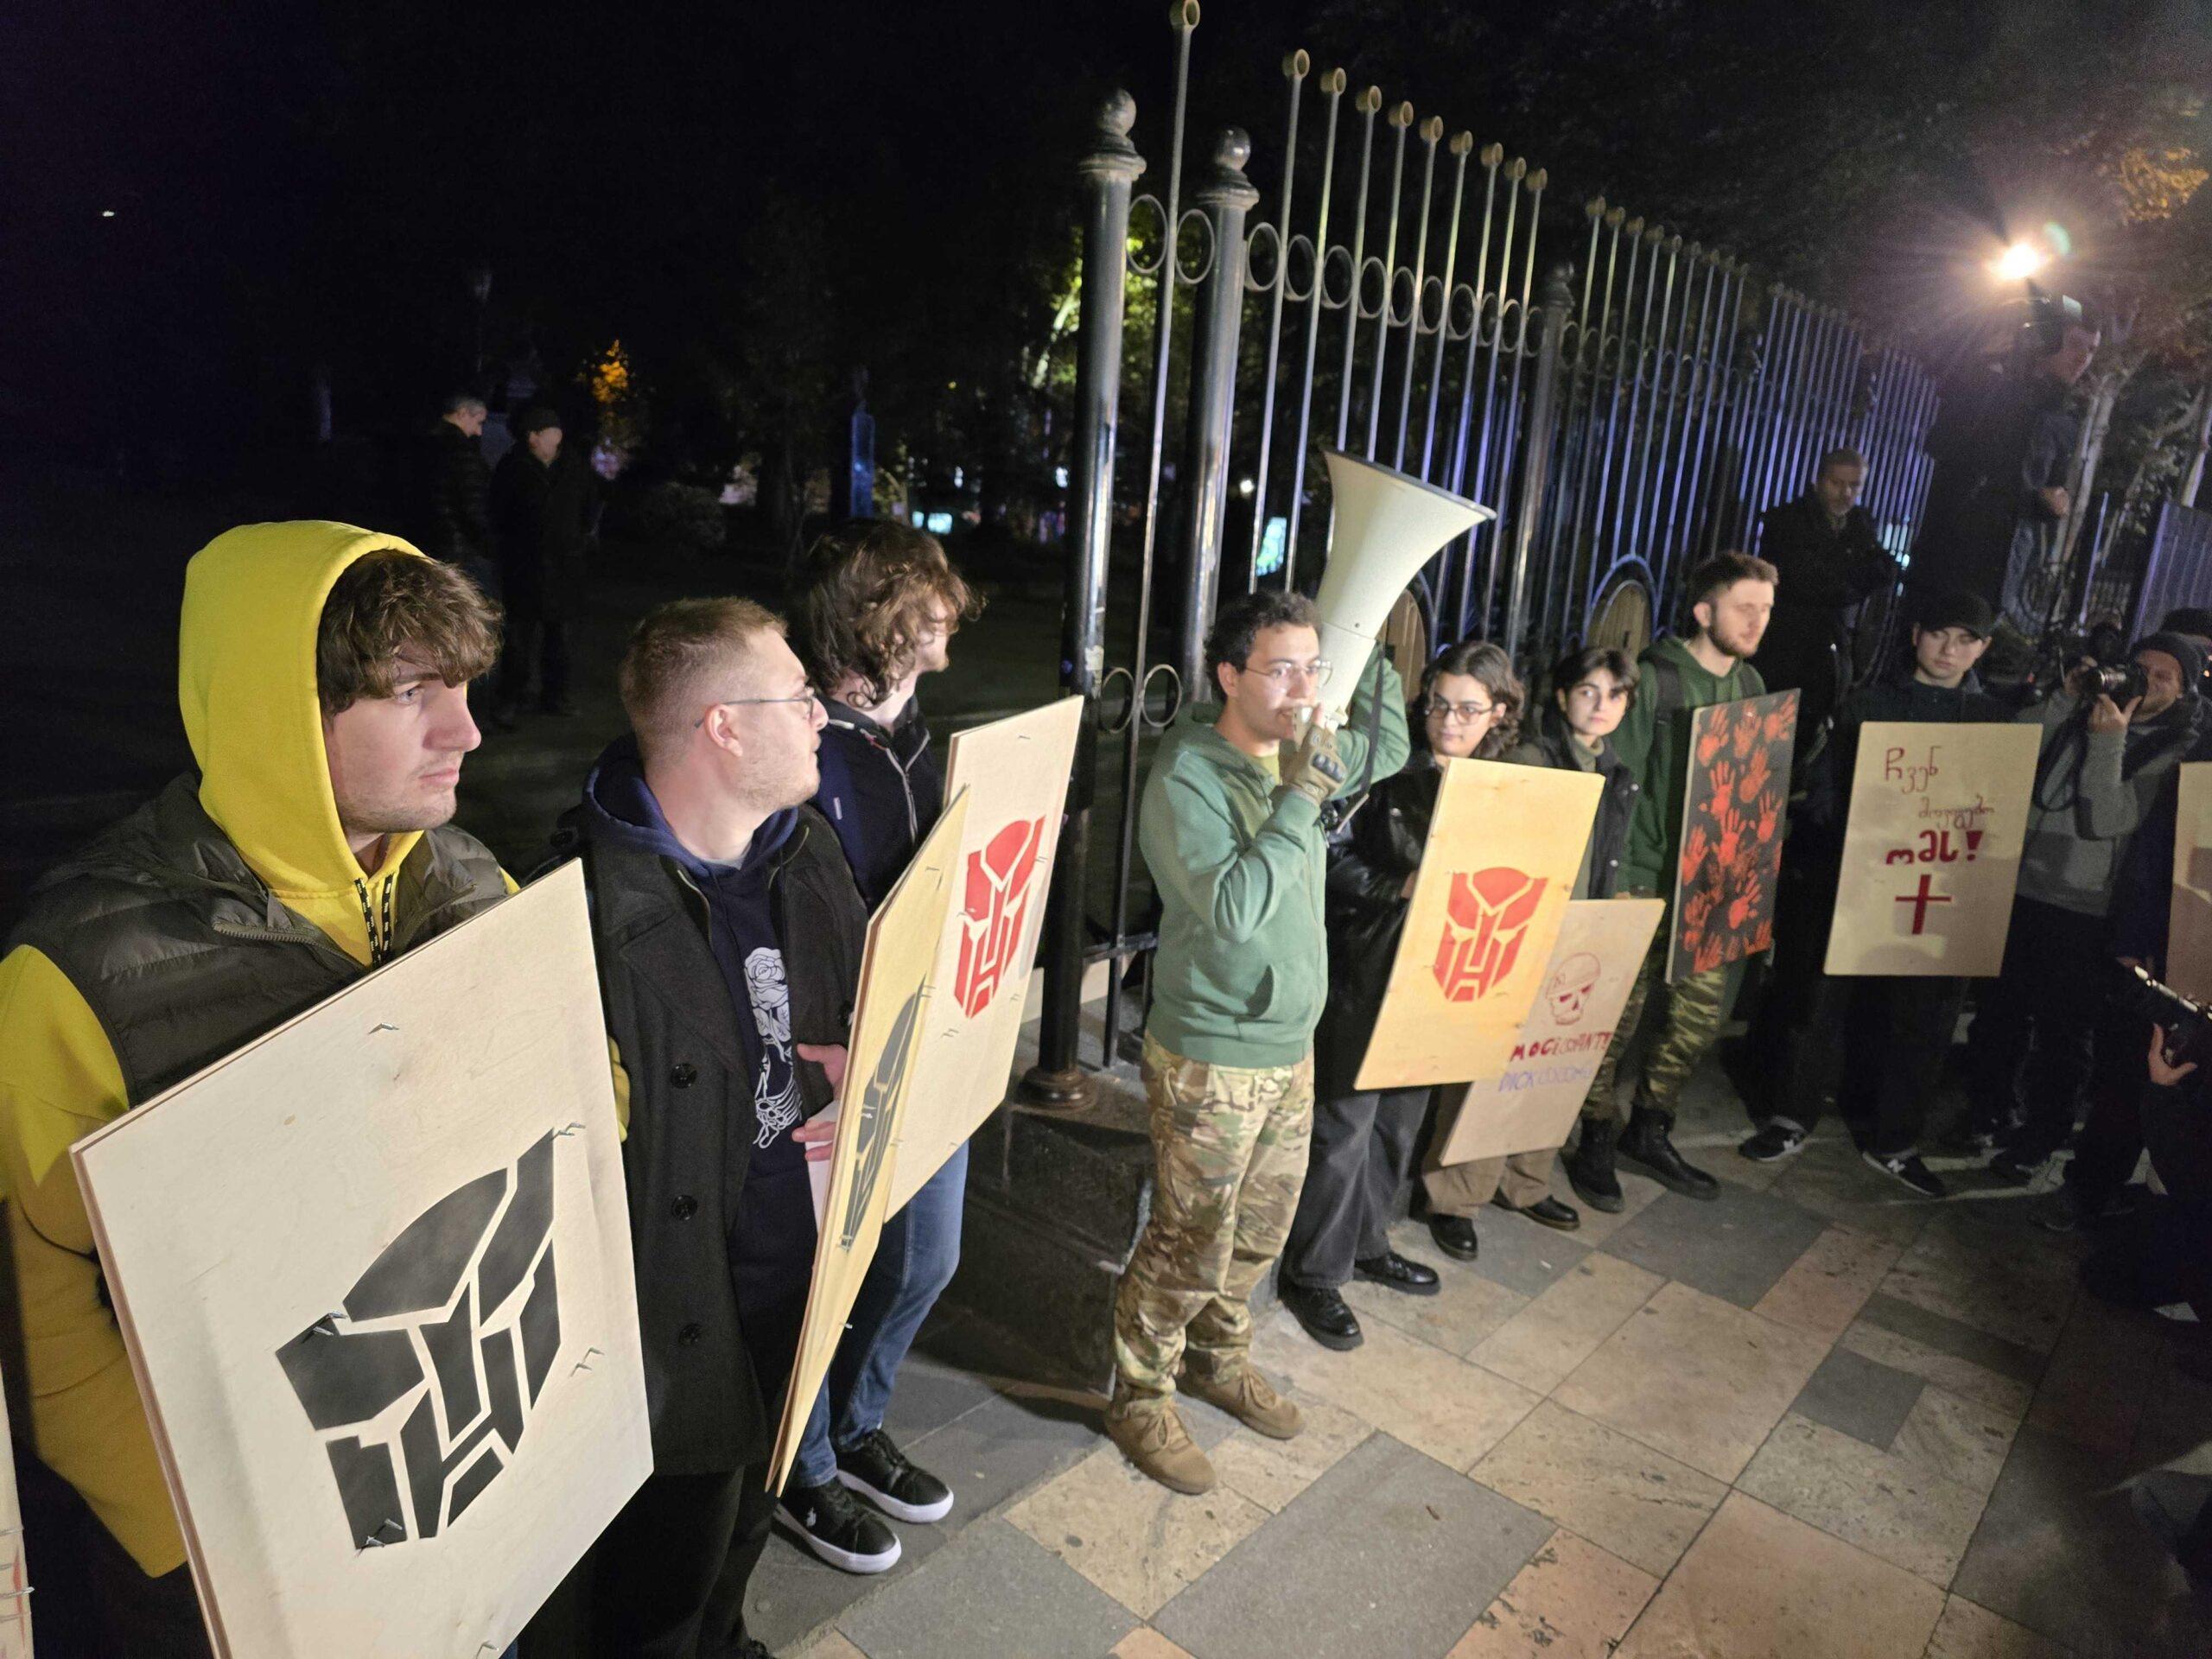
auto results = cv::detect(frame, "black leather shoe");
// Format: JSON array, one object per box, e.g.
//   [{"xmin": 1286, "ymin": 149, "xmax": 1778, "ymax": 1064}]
[
  {"xmin": 1565, "ymin": 1118, "xmax": 1626, "ymax": 1213},
  {"xmin": 1353, "ymin": 1251, "xmax": 1441, "ymax": 1296},
  {"xmin": 1495, "ymin": 1194, "xmax": 1582, "ymax": 1232},
  {"xmin": 1427, "ymin": 1215, "xmax": 1480, "ymax": 1260},
  {"xmin": 1618, "ymin": 1109, "xmax": 1719, "ymax": 1201},
  {"xmin": 1279, "ymin": 1282, "xmax": 1363, "ymax": 1350}
]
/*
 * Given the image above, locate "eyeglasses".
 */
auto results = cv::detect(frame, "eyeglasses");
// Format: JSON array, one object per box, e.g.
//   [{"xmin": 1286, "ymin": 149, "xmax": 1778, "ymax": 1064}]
[
  {"xmin": 1242, "ymin": 659, "xmax": 1331, "ymax": 686},
  {"xmin": 1430, "ymin": 699, "xmax": 1496, "ymax": 723},
  {"xmin": 693, "ymin": 691, "xmax": 822, "ymax": 728}
]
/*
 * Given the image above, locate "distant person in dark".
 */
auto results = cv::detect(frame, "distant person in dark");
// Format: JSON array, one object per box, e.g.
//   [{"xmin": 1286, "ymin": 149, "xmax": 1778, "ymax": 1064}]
[
  {"xmin": 1750, "ymin": 447, "xmax": 1899, "ymax": 754},
  {"xmin": 1909, "ymin": 307, "xmax": 2100, "ymax": 630},
  {"xmin": 492, "ymin": 404, "xmax": 593, "ymax": 723},
  {"xmin": 416, "ymin": 391, "xmax": 497, "ymax": 597},
  {"xmin": 2161, "ymin": 607, "xmax": 2212, "ymax": 698}
]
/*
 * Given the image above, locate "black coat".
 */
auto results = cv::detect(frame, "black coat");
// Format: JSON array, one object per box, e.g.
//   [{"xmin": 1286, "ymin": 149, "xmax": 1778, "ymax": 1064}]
[
  {"xmin": 1510, "ymin": 708, "xmax": 1641, "ymax": 902},
  {"xmin": 418, "ymin": 421, "xmax": 493, "ymax": 565},
  {"xmin": 1910, "ymin": 361, "xmax": 2075, "ymax": 607},
  {"xmin": 1750, "ymin": 493, "xmax": 1898, "ymax": 721},
  {"xmin": 1315, "ymin": 754, "xmax": 1440, "ymax": 1101},
  {"xmin": 557, "ymin": 803, "xmax": 867, "ymax": 1476},
  {"xmin": 1799, "ymin": 669, "xmax": 2013, "ymax": 855},
  {"xmin": 493, "ymin": 446, "xmax": 595, "ymax": 619}
]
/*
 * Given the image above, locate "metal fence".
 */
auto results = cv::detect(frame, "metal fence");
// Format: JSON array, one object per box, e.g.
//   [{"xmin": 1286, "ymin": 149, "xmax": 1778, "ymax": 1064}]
[{"xmin": 1021, "ymin": 5, "xmax": 1945, "ymax": 1098}]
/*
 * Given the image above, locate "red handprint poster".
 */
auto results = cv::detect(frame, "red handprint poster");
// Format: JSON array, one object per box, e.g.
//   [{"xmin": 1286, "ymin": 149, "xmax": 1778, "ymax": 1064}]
[{"xmin": 1668, "ymin": 690, "xmax": 1796, "ymax": 982}]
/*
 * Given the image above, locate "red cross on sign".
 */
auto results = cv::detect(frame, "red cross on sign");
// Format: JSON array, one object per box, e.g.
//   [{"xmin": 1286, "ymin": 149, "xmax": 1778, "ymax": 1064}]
[{"xmin": 1895, "ymin": 872, "xmax": 1952, "ymax": 935}]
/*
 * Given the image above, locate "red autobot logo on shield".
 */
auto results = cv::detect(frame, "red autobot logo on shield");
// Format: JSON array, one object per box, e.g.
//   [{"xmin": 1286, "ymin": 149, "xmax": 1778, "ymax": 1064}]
[
  {"xmin": 953, "ymin": 816, "xmax": 1048, "ymax": 1018},
  {"xmin": 1432, "ymin": 867, "xmax": 1548, "ymax": 1002}
]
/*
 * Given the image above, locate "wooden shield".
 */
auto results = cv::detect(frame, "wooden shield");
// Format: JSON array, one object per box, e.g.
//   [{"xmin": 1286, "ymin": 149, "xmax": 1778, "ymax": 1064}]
[
  {"xmin": 0, "ymin": 1368, "xmax": 29, "ymax": 1657},
  {"xmin": 1353, "ymin": 759, "xmax": 1601, "ymax": 1091},
  {"xmin": 1823, "ymin": 721, "xmax": 2043, "ymax": 977},
  {"xmin": 1433, "ymin": 898, "xmax": 1665, "ymax": 1166},
  {"xmin": 768, "ymin": 791, "xmax": 968, "ymax": 1493},
  {"xmin": 72, "ymin": 863, "xmax": 650, "ymax": 1659},
  {"xmin": 886, "ymin": 697, "xmax": 1082, "ymax": 1214},
  {"xmin": 1669, "ymin": 690, "xmax": 1796, "ymax": 982},
  {"xmin": 2169, "ymin": 763, "xmax": 2212, "ymax": 1001}
]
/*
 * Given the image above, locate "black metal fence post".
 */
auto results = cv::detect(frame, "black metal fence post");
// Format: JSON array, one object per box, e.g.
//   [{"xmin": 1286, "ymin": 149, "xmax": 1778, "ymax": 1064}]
[{"xmin": 1502, "ymin": 265, "xmax": 1574, "ymax": 653}]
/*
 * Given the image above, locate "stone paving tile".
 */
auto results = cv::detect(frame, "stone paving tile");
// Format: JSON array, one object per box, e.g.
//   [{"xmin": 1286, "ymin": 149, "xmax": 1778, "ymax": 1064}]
[
  {"xmin": 1703, "ymin": 1135, "xmax": 1788, "ymax": 1192},
  {"xmin": 1342, "ymin": 1251, "xmax": 1529, "ymax": 1355},
  {"xmin": 1598, "ymin": 1184, "xmax": 1832, "ymax": 1308},
  {"xmin": 1615, "ymin": 1491, "xmax": 1947, "ymax": 1658},
  {"xmin": 1953, "ymin": 1424, "xmax": 2209, "ymax": 1656},
  {"xmin": 1109, "ymin": 1630, "xmax": 1197, "ymax": 1659},
  {"xmin": 1846, "ymin": 1291, "xmax": 2045, "ymax": 1413},
  {"xmin": 899, "ymin": 1386, "xmax": 1102, "ymax": 1521},
  {"xmin": 1470, "ymin": 1252, "xmax": 1662, "ymax": 1395},
  {"xmin": 1006, "ymin": 1444, "xmax": 1271, "ymax": 1618},
  {"xmin": 1548, "ymin": 1160, "xmax": 1669, "ymax": 1249},
  {"xmin": 1736, "ymin": 1413, "xmax": 1988, "ymax": 1585},
  {"xmin": 1553, "ymin": 1282, "xmax": 1829, "ymax": 1483},
  {"xmin": 1788, "ymin": 1344, "xmax": 1926, "ymax": 1448},
  {"xmin": 1923, "ymin": 1593, "xmax": 2071, "ymax": 1659},
  {"xmin": 1394, "ymin": 1211, "xmax": 1589, "ymax": 1300},
  {"xmin": 1751, "ymin": 1223, "xmax": 1903, "ymax": 1338},
  {"xmin": 1889, "ymin": 1384, "xmax": 2022, "ymax": 1498},
  {"xmin": 1769, "ymin": 1135, "xmax": 1940, "ymax": 1246},
  {"xmin": 1879, "ymin": 1212, "xmax": 2078, "ymax": 1356},
  {"xmin": 2024, "ymin": 1294, "xmax": 2166, "ymax": 1460},
  {"xmin": 1839, "ymin": 1320, "xmax": 2037, "ymax": 1424},
  {"xmin": 1252, "ymin": 1307, "xmax": 1541, "ymax": 1471},
  {"xmin": 1209, "ymin": 1395, "xmax": 1373, "ymax": 1514},
  {"xmin": 883, "ymin": 1346, "xmax": 1003, "ymax": 1444},
  {"xmin": 1152, "ymin": 1433, "xmax": 1553, "ymax": 1659},
  {"xmin": 789, "ymin": 1630, "xmax": 868, "ymax": 1659},
  {"xmin": 1470, "ymin": 1400, "xmax": 1729, "ymax": 1577},
  {"xmin": 836, "ymin": 1519, "xmax": 1136, "ymax": 1659},
  {"xmin": 1445, "ymin": 1529, "xmax": 1658, "ymax": 1659},
  {"xmin": 2133, "ymin": 1346, "xmax": 2212, "ymax": 1474}
]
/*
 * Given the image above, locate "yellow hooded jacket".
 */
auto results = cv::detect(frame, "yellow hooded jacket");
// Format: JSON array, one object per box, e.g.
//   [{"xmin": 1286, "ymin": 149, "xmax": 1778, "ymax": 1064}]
[{"xmin": 0, "ymin": 523, "xmax": 512, "ymax": 1575}]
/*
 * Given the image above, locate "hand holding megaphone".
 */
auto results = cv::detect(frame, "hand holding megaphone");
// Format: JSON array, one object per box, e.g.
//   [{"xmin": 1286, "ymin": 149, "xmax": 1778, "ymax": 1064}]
[{"xmin": 1280, "ymin": 714, "xmax": 1350, "ymax": 807}]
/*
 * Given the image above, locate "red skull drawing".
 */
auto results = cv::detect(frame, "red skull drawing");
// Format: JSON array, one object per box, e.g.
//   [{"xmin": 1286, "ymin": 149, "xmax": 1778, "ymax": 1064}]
[
  {"xmin": 953, "ymin": 816, "xmax": 1047, "ymax": 1018},
  {"xmin": 1544, "ymin": 952, "xmax": 1603, "ymax": 1027},
  {"xmin": 1432, "ymin": 867, "xmax": 1549, "ymax": 1002}
]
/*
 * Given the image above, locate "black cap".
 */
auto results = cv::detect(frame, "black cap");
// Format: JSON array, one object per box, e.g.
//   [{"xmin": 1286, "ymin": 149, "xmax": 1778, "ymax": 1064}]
[
  {"xmin": 1913, "ymin": 590, "xmax": 1996, "ymax": 639},
  {"xmin": 2160, "ymin": 607, "xmax": 2212, "ymax": 639},
  {"xmin": 512, "ymin": 404, "xmax": 562, "ymax": 436},
  {"xmin": 2134, "ymin": 632, "xmax": 2208, "ymax": 694}
]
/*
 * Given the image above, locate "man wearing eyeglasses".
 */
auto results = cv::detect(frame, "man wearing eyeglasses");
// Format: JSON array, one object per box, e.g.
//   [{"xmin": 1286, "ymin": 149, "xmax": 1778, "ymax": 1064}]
[
  {"xmin": 1107, "ymin": 590, "xmax": 1409, "ymax": 1494},
  {"xmin": 554, "ymin": 597, "xmax": 865, "ymax": 1658}
]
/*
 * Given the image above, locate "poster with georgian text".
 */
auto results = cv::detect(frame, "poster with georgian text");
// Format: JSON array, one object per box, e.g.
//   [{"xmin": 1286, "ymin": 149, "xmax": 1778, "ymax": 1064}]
[
  {"xmin": 1823, "ymin": 721, "xmax": 2040, "ymax": 977},
  {"xmin": 1354, "ymin": 759, "xmax": 1600, "ymax": 1091},
  {"xmin": 1669, "ymin": 691, "xmax": 1796, "ymax": 982},
  {"xmin": 73, "ymin": 864, "xmax": 648, "ymax": 1659},
  {"xmin": 1433, "ymin": 897, "xmax": 1666, "ymax": 1166},
  {"xmin": 885, "ymin": 697, "xmax": 1083, "ymax": 1214},
  {"xmin": 2165, "ymin": 763, "xmax": 2212, "ymax": 1001}
]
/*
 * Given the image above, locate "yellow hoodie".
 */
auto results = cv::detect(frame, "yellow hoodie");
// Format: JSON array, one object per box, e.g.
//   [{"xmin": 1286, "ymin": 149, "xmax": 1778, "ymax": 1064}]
[{"xmin": 0, "ymin": 523, "xmax": 505, "ymax": 1575}]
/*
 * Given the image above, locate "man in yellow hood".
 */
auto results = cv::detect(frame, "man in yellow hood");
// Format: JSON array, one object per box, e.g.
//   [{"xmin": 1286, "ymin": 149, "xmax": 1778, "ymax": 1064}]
[{"xmin": 0, "ymin": 524, "xmax": 511, "ymax": 1652}]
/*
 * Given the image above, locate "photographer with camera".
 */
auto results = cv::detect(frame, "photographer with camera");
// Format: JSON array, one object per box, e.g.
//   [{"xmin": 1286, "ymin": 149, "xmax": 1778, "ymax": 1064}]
[{"xmin": 1960, "ymin": 632, "xmax": 2204, "ymax": 1179}]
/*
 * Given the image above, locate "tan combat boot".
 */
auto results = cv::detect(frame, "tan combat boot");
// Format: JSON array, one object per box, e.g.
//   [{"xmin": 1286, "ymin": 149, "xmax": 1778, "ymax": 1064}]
[
  {"xmin": 1182, "ymin": 1365, "xmax": 1303, "ymax": 1440},
  {"xmin": 1105, "ymin": 1400, "xmax": 1217, "ymax": 1494}
]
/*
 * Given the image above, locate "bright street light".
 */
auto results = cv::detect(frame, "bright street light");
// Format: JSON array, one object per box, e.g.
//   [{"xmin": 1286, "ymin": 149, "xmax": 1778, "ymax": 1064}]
[{"xmin": 1991, "ymin": 240, "xmax": 2047, "ymax": 282}]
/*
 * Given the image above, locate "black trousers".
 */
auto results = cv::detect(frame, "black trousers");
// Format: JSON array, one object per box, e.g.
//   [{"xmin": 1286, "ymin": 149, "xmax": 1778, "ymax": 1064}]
[
  {"xmin": 1770, "ymin": 975, "xmax": 1965, "ymax": 1156},
  {"xmin": 2065, "ymin": 1000, "xmax": 2163, "ymax": 1205},
  {"xmin": 15, "ymin": 1455, "xmax": 213, "ymax": 1659},
  {"xmin": 590, "ymin": 1464, "xmax": 779, "ymax": 1658},
  {"xmin": 1279, "ymin": 1085, "xmax": 1429, "ymax": 1290},
  {"xmin": 1967, "ymin": 896, "xmax": 2112, "ymax": 1160},
  {"xmin": 500, "ymin": 608, "xmax": 572, "ymax": 710}
]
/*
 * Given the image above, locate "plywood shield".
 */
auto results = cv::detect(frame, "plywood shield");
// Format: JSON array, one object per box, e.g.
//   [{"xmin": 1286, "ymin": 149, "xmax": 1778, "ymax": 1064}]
[
  {"xmin": 1669, "ymin": 690, "xmax": 1797, "ymax": 982},
  {"xmin": 1822, "ymin": 722, "xmax": 2042, "ymax": 978},
  {"xmin": 1433, "ymin": 898, "xmax": 1665, "ymax": 1166},
  {"xmin": 2168, "ymin": 763, "xmax": 2212, "ymax": 1001},
  {"xmin": 1353, "ymin": 760, "xmax": 1601, "ymax": 1092},
  {"xmin": 0, "ymin": 1368, "xmax": 30, "ymax": 1657},
  {"xmin": 886, "ymin": 698, "xmax": 1083, "ymax": 1213},
  {"xmin": 768, "ymin": 792, "xmax": 968, "ymax": 1493},
  {"xmin": 72, "ymin": 862, "xmax": 649, "ymax": 1659}
]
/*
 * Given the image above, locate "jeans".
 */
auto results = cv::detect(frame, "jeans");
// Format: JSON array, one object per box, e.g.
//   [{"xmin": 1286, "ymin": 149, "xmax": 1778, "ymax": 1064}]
[{"xmin": 791, "ymin": 1142, "xmax": 968, "ymax": 1486}]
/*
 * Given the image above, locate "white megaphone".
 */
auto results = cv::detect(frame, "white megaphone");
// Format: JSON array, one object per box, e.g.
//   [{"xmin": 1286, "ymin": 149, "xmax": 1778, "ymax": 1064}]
[{"xmin": 1308, "ymin": 448, "xmax": 1494, "ymax": 727}]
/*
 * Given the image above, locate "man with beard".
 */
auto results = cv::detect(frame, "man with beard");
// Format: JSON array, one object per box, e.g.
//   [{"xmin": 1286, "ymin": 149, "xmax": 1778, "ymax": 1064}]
[{"xmin": 1564, "ymin": 552, "xmax": 1777, "ymax": 1212}]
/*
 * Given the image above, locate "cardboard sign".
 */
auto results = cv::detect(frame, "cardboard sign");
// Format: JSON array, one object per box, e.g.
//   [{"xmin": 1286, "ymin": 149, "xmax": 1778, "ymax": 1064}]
[
  {"xmin": 1353, "ymin": 759, "xmax": 1601, "ymax": 1091},
  {"xmin": 768, "ymin": 791, "xmax": 968, "ymax": 1494},
  {"xmin": 73, "ymin": 864, "xmax": 649, "ymax": 1659},
  {"xmin": 1433, "ymin": 897, "xmax": 1666, "ymax": 1166},
  {"xmin": 886, "ymin": 697, "xmax": 1083, "ymax": 1213},
  {"xmin": 0, "ymin": 1370, "xmax": 30, "ymax": 1658},
  {"xmin": 1824, "ymin": 721, "xmax": 2042, "ymax": 977},
  {"xmin": 1669, "ymin": 690, "xmax": 1797, "ymax": 982},
  {"xmin": 2168, "ymin": 762, "xmax": 2212, "ymax": 1001}
]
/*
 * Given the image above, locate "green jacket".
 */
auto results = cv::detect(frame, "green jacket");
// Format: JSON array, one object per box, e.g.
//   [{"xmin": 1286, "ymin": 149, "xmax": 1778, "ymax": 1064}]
[
  {"xmin": 1139, "ymin": 653, "xmax": 1409, "ymax": 1067},
  {"xmin": 1612, "ymin": 634, "xmax": 1767, "ymax": 897}
]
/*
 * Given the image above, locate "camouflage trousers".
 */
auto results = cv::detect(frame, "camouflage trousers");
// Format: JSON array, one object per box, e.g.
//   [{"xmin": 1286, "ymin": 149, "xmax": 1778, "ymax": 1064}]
[
  {"xmin": 1581, "ymin": 921, "xmax": 1731, "ymax": 1122},
  {"xmin": 1112, "ymin": 1034, "xmax": 1314, "ymax": 1407}
]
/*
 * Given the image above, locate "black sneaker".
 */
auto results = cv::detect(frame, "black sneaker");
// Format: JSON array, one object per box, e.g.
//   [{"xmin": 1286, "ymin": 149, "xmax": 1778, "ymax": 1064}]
[
  {"xmin": 780, "ymin": 1478, "xmax": 902, "ymax": 1573},
  {"xmin": 1739, "ymin": 1122, "xmax": 1806, "ymax": 1163},
  {"xmin": 1861, "ymin": 1149, "xmax": 1946, "ymax": 1198},
  {"xmin": 836, "ymin": 1427, "xmax": 953, "ymax": 1523}
]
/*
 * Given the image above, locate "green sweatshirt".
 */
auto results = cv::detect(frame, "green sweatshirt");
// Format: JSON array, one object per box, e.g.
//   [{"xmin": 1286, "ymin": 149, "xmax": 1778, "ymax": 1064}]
[
  {"xmin": 1611, "ymin": 634, "xmax": 1767, "ymax": 897},
  {"xmin": 1139, "ymin": 653, "xmax": 1410, "ymax": 1067}
]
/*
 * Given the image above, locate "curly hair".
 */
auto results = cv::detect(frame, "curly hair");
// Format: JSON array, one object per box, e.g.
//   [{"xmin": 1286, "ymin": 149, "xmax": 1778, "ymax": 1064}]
[
  {"xmin": 1421, "ymin": 639, "xmax": 1524, "ymax": 758},
  {"xmin": 316, "ymin": 549, "xmax": 502, "ymax": 716},
  {"xmin": 790, "ymin": 520, "xmax": 982, "ymax": 706},
  {"xmin": 1203, "ymin": 590, "xmax": 1323, "ymax": 694}
]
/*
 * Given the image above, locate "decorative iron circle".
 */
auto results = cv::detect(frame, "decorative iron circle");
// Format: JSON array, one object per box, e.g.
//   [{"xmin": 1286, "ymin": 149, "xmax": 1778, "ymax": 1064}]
[
  {"xmin": 1319, "ymin": 242, "xmax": 1357, "ymax": 310},
  {"xmin": 1416, "ymin": 272, "xmax": 1448, "ymax": 335},
  {"xmin": 1174, "ymin": 207, "xmax": 1218, "ymax": 286},
  {"xmin": 1281, "ymin": 232, "xmax": 1319, "ymax": 304},
  {"xmin": 1355, "ymin": 253, "xmax": 1390, "ymax": 321},
  {"xmin": 1096, "ymin": 665, "xmax": 1138, "ymax": 735},
  {"xmin": 1244, "ymin": 219, "xmax": 1283, "ymax": 295},
  {"xmin": 1386, "ymin": 262, "xmax": 1419, "ymax": 328},
  {"xmin": 1444, "ymin": 281, "xmax": 1480, "ymax": 341},
  {"xmin": 1141, "ymin": 662, "xmax": 1185, "ymax": 730},
  {"xmin": 1127, "ymin": 194, "xmax": 1172, "ymax": 276}
]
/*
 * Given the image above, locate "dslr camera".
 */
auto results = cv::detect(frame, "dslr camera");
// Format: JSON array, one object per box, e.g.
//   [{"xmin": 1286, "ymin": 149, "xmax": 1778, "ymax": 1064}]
[
  {"xmin": 2073, "ymin": 658, "xmax": 2151, "ymax": 705},
  {"xmin": 2119, "ymin": 963, "xmax": 2212, "ymax": 1071}
]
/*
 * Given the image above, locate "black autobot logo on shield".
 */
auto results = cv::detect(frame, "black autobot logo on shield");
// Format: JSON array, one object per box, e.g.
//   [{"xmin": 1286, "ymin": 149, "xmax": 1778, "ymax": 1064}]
[
  {"xmin": 276, "ymin": 1130, "xmax": 560, "ymax": 1549},
  {"xmin": 838, "ymin": 986, "xmax": 925, "ymax": 1249}
]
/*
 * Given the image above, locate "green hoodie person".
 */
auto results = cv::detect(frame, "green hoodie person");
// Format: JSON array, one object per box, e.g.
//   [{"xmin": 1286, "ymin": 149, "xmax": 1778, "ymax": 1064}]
[{"xmin": 1611, "ymin": 633, "xmax": 1770, "ymax": 897}]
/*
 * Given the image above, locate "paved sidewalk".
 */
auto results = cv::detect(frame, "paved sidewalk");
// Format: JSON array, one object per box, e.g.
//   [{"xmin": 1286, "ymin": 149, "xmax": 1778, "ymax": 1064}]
[{"xmin": 745, "ymin": 1058, "xmax": 2211, "ymax": 1658}]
